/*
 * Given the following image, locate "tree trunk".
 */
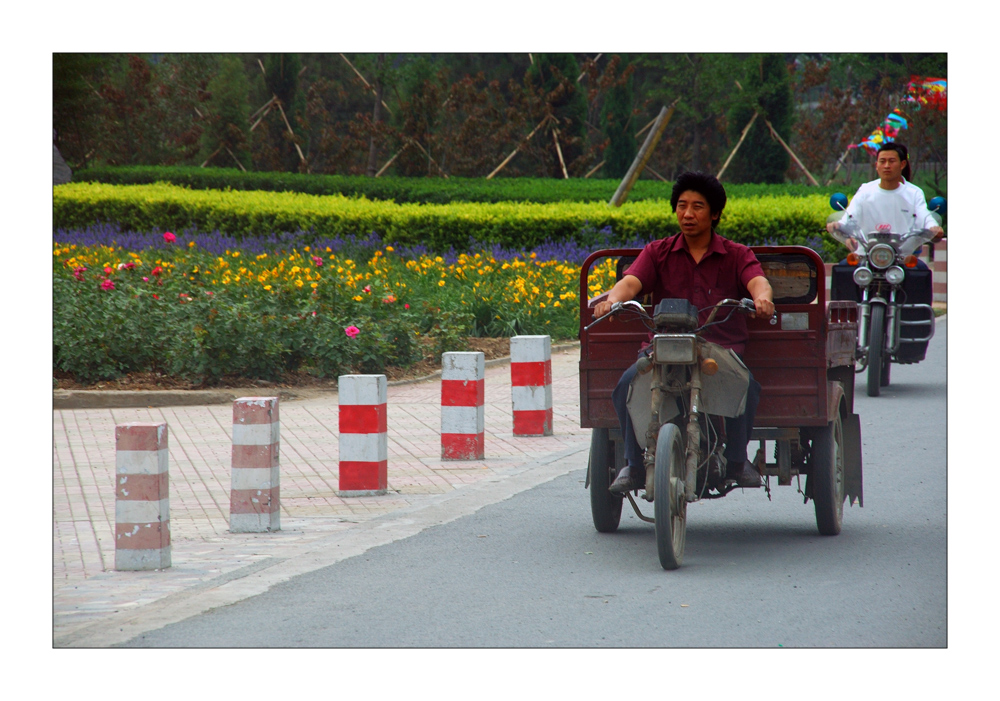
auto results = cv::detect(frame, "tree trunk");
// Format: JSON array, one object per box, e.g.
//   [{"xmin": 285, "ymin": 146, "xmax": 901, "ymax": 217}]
[{"xmin": 366, "ymin": 54, "xmax": 385, "ymax": 177}]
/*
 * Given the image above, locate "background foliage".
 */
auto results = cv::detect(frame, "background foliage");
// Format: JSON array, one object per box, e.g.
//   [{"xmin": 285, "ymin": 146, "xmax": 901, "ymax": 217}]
[{"xmin": 54, "ymin": 53, "xmax": 947, "ymax": 191}]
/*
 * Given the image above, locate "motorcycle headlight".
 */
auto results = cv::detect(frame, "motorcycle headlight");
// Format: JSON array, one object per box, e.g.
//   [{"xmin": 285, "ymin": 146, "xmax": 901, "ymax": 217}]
[
  {"xmin": 652, "ymin": 334, "xmax": 697, "ymax": 364},
  {"xmin": 853, "ymin": 267, "xmax": 874, "ymax": 287},
  {"xmin": 868, "ymin": 244, "xmax": 896, "ymax": 269},
  {"xmin": 885, "ymin": 266, "xmax": 905, "ymax": 285}
]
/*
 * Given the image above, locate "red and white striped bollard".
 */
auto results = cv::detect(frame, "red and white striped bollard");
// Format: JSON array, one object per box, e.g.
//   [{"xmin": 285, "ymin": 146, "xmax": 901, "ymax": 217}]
[
  {"xmin": 339, "ymin": 375, "xmax": 388, "ymax": 496},
  {"xmin": 230, "ymin": 397, "xmax": 280, "ymax": 533},
  {"xmin": 510, "ymin": 335, "xmax": 553, "ymax": 436},
  {"xmin": 115, "ymin": 422, "xmax": 170, "ymax": 570},
  {"xmin": 441, "ymin": 352, "xmax": 485, "ymax": 460}
]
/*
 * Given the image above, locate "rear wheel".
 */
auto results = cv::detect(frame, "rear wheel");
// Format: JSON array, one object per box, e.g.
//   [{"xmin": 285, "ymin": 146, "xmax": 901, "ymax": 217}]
[
  {"xmin": 812, "ymin": 410, "xmax": 845, "ymax": 536},
  {"xmin": 654, "ymin": 423, "xmax": 687, "ymax": 570},
  {"xmin": 866, "ymin": 304, "xmax": 886, "ymax": 397},
  {"xmin": 589, "ymin": 428, "xmax": 623, "ymax": 533}
]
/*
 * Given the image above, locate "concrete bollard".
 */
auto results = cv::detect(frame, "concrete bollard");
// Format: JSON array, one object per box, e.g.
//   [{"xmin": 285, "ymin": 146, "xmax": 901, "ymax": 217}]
[
  {"xmin": 338, "ymin": 375, "xmax": 388, "ymax": 496},
  {"xmin": 441, "ymin": 352, "xmax": 485, "ymax": 460},
  {"xmin": 510, "ymin": 335, "xmax": 553, "ymax": 436},
  {"xmin": 115, "ymin": 422, "xmax": 170, "ymax": 570},
  {"xmin": 230, "ymin": 397, "xmax": 280, "ymax": 533}
]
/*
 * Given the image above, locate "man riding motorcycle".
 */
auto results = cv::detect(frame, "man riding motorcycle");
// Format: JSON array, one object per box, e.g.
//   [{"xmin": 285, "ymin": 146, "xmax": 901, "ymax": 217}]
[
  {"xmin": 592, "ymin": 172, "xmax": 774, "ymax": 493},
  {"xmin": 826, "ymin": 142, "xmax": 944, "ymax": 253}
]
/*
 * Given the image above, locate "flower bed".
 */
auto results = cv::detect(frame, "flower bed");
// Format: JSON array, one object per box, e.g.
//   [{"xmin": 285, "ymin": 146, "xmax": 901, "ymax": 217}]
[{"xmin": 53, "ymin": 227, "xmax": 623, "ymax": 384}]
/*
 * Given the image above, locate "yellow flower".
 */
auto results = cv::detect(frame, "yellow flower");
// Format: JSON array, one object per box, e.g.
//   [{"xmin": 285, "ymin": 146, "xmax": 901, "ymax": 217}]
[
  {"xmin": 353, "ymin": 295, "xmax": 363, "ymax": 301},
  {"xmin": 539, "ymin": 302, "xmax": 546, "ymax": 308},
  {"xmin": 310, "ymin": 282, "xmax": 318, "ymax": 289},
  {"xmin": 232, "ymin": 251, "xmax": 240, "ymax": 258},
  {"xmin": 386, "ymin": 246, "xmax": 394, "ymax": 252},
  {"xmin": 188, "ymin": 241, "xmax": 196, "ymax": 248},
  {"xmin": 554, "ymin": 301, "xmax": 561, "ymax": 307},
  {"xmin": 438, "ymin": 280, "xmax": 446, "ymax": 287},
  {"xmin": 264, "ymin": 285, "xmax": 272, "ymax": 291}
]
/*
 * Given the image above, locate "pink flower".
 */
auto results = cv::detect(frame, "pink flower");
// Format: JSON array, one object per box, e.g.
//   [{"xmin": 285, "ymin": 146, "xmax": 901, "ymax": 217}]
[
  {"xmin": 382, "ymin": 294, "xmax": 396, "ymax": 304},
  {"xmin": 163, "ymin": 232, "xmax": 176, "ymax": 244},
  {"xmin": 142, "ymin": 276, "xmax": 149, "ymax": 282},
  {"xmin": 312, "ymin": 311, "xmax": 317, "ymax": 316},
  {"xmin": 125, "ymin": 261, "xmax": 135, "ymax": 270},
  {"xmin": 100, "ymin": 279, "xmax": 115, "ymax": 291},
  {"xmin": 311, "ymin": 256, "xmax": 323, "ymax": 267},
  {"xmin": 104, "ymin": 266, "xmax": 113, "ymax": 275},
  {"xmin": 72, "ymin": 266, "xmax": 87, "ymax": 281},
  {"xmin": 404, "ymin": 303, "xmax": 409, "ymax": 309},
  {"xmin": 345, "ymin": 325, "xmax": 360, "ymax": 339},
  {"xmin": 363, "ymin": 285, "xmax": 371, "ymax": 294}
]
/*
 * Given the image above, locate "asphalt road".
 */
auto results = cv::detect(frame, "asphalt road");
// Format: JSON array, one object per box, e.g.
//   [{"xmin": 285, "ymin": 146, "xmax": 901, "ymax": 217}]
[{"xmin": 124, "ymin": 320, "xmax": 947, "ymax": 648}]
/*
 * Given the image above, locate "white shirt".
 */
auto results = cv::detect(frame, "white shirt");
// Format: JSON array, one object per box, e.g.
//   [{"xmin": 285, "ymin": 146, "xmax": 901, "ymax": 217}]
[{"xmin": 840, "ymin": 179, "xmax": 937, "ymax": 234}]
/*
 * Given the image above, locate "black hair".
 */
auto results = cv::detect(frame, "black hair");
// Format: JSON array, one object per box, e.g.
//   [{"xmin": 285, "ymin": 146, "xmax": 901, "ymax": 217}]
[
  {"xmin": 877, "ymin": 142, "xmax": 912, "ymax": 181},
  {"xmin": 670, "ymin": 171, "xmax": 727, "ymax": 227}
]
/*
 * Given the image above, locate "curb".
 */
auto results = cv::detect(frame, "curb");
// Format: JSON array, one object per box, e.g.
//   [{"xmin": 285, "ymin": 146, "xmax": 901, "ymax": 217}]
[{"xmin": 52, "ymin": 342, "xmax": 582, "ymax": 410}]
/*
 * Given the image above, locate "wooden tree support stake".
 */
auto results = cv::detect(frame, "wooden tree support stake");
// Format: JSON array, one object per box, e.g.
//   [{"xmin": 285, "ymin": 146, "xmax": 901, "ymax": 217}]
[
  {"xmin": 825, "ymin": 146, "xmax": 853, "ymax": 186},
  {"xmin": 339, "ymin": 53, "xmax": 392, "ymax": 115},
  {"xmin": 635, "ymin": 115, "xmax": 658, "ymax": 139},
  {"xmin": 609, "ymin": 98, "xmax": 680, "ymax": 207},
  {"xmin": 250, "ymin": 99, "xmax": 276, "ymax": 133},
  {"xmin": 200, "ymin": 147, "xmax": 222, "ymax": 168},
  {"xmin": 225, "ymin": 146, "xmax": 248, "ymax": 172},
  {"xmin": 764, "ymin": 118, "xmax": 819, "ymax": 186},
  {"xmin": 275, "ymin": 98, "xmax": 307, "ymax": 165},
  {"xmin": 486, "ymin": 116, "xmax": 552, "ymax": 180},
  {"xmin": 552, "ymin": 127, "xmax": 569, "ymax": 179},
  {"xmin": 716, "ymin": 111, "xmax": 758, "ymax": 180},
  {"xmin": 577, "ymin": 54, "xmax": 602, "ymax": 83},
  {"xmin": 375, "ymin": 143, "xmax": 411, "ymax": 177},
  {"xmin": 249, "ymin": 96, "xmax": 276, "ymax": 122},
  {"xmin": 585, "ymin": 160, "xmax": 605, "ymax": 179},
  {"xmin": 644, "ymin": 164, "xmax": 669, "ymax": 182},
  {"xmin": 406, "ymin": 138, "xmax": 449, "ymax": 178}
]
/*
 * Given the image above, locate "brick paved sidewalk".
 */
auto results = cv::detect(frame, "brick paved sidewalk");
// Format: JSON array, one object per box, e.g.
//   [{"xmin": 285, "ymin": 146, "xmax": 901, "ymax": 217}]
[{"xmin": 53, "ymin": 346, "xmax": 590, "ymax": 641}]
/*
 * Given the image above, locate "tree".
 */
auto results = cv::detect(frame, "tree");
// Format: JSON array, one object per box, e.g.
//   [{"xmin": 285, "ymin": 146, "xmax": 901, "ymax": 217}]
[
  {"xmin": 526, "ymin": 54, "xmax": 588, "ymax": 177},
  {"xmin": 599, "ymin": 58, "xmax": 636, "ymax": 179},
  {"xmin": 725, "ymin": 54, "xmax": 795, "ymax": 184},
  {"xmin": 200, "ymin": 55, "xmax": 251, "ymax": 170},
  {"xmin": 394, "ymin": 57, "xmax": 444, "ymax": 176}
]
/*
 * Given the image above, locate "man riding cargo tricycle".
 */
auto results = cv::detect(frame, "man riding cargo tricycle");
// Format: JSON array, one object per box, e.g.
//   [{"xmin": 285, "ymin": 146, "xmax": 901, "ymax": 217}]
[{"xmin": 579, "ymin": 173, "xmax": 863, "ymax": 570}]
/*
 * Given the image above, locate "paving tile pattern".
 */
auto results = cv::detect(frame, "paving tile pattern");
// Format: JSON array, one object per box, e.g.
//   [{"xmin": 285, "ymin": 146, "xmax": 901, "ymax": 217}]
[{"xmin": 53, "ymin": 348, "xmax": 590, "ymax": 638}]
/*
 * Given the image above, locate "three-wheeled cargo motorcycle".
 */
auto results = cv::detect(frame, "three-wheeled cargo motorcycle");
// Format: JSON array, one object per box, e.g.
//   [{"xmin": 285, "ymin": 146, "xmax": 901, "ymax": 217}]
[{"xmin": 580, "ymin": 245, "xmax": 864, "ymax": 570}]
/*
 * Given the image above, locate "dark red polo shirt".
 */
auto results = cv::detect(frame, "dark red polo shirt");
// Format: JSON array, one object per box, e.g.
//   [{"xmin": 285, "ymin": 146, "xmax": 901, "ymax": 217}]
[{"xmin": 625, "ymin": 231, "xmax": 765, "ymax": 355}]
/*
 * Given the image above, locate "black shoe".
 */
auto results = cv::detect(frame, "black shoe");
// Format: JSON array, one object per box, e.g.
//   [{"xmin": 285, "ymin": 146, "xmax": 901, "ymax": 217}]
[
  {"xmin": 609, "ymin": 465, "xmax": 646, "ymax": 494},
  {"xmin": 726, "ymin": 460, "xmax": 762, "ymax": 488}
]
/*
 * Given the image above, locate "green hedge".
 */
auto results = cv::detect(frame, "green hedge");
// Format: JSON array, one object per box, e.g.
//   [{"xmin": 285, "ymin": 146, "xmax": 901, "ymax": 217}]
[
  {"xmin": 54, "ymin": 182, "xmax": 837, "ymax": 254},
  {"xmin": 73, "ymin": 165, "xmax": 837, "ymax": 204}
]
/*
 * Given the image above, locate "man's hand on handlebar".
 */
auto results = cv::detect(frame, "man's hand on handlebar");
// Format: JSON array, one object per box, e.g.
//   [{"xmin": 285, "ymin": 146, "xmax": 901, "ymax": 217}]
[{"xmin": 750, "ymin": 296, "xmax": 775, "ymax": 320}]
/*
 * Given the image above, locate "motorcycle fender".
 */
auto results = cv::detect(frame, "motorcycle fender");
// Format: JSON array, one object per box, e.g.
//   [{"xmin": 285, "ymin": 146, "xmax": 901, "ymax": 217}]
[{"xmin": 843, "ymin": 412, "xmax": 864, "ymax": 508}]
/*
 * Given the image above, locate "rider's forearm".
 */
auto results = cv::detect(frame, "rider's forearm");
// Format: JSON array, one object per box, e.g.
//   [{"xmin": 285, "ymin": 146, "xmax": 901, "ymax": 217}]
[
  {"xmin": 747, "ymin": 276, "xmax": 773, "ymax": 303},
  {"xmin": 607, "ymin": 275, "xmax": 643, "ymax": 303}
]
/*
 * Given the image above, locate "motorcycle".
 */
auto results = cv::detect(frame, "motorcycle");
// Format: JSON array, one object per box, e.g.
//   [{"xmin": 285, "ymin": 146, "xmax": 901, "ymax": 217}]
[
  {"xmin": 586, "ymin": 297, "xmax": 774, "ymax": 569},
  {"xmin": 826, "ymin": 194, "xmax": 946, "ymax": 397}
]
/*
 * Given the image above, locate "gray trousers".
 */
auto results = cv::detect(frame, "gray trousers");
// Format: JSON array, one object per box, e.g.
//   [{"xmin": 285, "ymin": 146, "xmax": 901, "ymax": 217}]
[{"xmin": 611, "ymin": 349, "xmax": 761, "ymax": 470}]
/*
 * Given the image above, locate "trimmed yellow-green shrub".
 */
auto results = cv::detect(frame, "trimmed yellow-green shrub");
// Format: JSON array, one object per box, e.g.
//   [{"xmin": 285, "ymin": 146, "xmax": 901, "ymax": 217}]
[{"xmin": 54, "ymin": 182, "xmax": 835, "ymax": 253}]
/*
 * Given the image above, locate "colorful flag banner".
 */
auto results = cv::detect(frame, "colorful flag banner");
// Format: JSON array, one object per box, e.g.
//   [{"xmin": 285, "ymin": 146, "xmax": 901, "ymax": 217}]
[
  {"xmin": 849, "ymin": 109, "xmax": 910, "ymax": 154},
  {"xmin": 905, "ymin": 76, "xmax": 947, "ymax": 111}
]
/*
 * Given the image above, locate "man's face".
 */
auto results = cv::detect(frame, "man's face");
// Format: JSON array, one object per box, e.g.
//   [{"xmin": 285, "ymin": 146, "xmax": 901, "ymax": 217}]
[
  {"xmin": 675, "ymin": 190, "xmax": 715, "ymax": 238},
  {"xmin": 877, "ymin": 150, "xmax": 905, "ymax": 183}
]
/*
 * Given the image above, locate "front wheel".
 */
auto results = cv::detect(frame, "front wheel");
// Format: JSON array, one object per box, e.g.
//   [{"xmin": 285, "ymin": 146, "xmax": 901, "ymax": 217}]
[
  {"xmin": 654, "ymin": 423, "xmax": 687, "ymax": 570},
  {"xmin": 866, "ymin": 304, "xmax": 886, "ymax": 397},
  {"xmin": 589, "ymin": 428, "xmax": 623, "ymax": 533},
  {"xmin": 812, "ymin": 410, "xmax": 845, "ymax": 536}
]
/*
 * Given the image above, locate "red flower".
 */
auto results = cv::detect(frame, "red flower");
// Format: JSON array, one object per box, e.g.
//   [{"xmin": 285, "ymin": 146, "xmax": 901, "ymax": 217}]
[
  {"xmin": 363, "ymin": 285, "xmax": 371, "ymax": 293},
  {"xmin": 72, "ymin": 266, "xmax": 87, "ymax": 281},
  {"xmin": 152, "ymin": 294, "xmax": 159, "ymax": 300},
  {"xmin": 163, "ymin": 232, "xmax": 176, "ymax": 244},
  {"xmin": 404, "ymin": 303, "xmax": 410, "ymax": 309},
  {"xmin": 151, "ymin": 266, "xmax": 163, "ymax": 276},
  {"xmin": 104, "ymin": 266, "xmax": 114, "ymax": 275},
  {"xmin": 100, "ymin": 279, "xmax": 115, "ymax": 291}
]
